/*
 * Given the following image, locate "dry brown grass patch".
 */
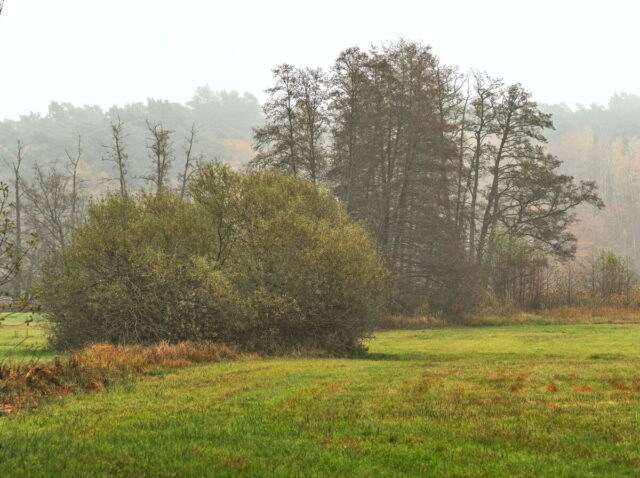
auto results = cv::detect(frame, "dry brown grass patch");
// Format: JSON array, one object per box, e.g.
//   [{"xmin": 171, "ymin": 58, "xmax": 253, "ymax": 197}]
[
  {"xmin": 510, "ymin": 374, "xmax": 530, "ymax": 392},
  {"xmin": 546, "ymin": 383, "xmax": 559, "ymax": 392},
  {"xmin": 0, "ymin": 342, "xmax": 244, "ymax": 415},
  {"xmin": 572, "ymin": 385, "xmax": 593, "ymax": 393},
  {"xmin": 74, "ymin": 341, "xmax": 241, "ymax": 372},
  {"xmin": 510, "ymin": 382, "xmax": 526, "ymax": 392}
]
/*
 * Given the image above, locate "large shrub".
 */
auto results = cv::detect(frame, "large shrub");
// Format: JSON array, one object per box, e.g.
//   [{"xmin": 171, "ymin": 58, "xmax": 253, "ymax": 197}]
[
  {"xmin": 42, "ymin": 167, "xmax": 390, "ymax": 354},
  {"xmin": 41, "ymin": 193, "xmax": 242, "ymax": 350},
  {"xmin": 192, "ymin": 167, "xmax": 390, "ymax": 353}
]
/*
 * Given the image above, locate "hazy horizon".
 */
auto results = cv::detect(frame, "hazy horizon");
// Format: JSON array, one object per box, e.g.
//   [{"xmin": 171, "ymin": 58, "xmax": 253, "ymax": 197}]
[{"xmin": 1, "ymin": 0, "xmax": 639, "ymax": 120}]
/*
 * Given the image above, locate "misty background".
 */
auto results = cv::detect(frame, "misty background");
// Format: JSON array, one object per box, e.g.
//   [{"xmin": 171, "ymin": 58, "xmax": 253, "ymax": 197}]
[
  {"xmin": 2, "ymin": 0, "xmax": 640, "ymax": 265},
  {"xmin": 1, "ymin": 0, "xmax": 639, "ymax": 118}
]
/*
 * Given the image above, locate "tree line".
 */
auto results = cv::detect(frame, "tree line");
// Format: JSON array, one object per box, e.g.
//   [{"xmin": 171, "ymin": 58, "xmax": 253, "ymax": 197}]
[
  {"xmin": 0, "ymin": 39, "xmax": 630, "ymax": 322},
  {"xmin": 253, "ymin": 40, "xmax": 604, "ymax": 314}
]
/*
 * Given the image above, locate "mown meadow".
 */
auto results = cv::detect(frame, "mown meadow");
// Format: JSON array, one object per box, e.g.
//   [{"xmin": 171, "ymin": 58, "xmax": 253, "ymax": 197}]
[{"xmin": 0, "ymin": 319, "xmax": 639, "ymax": 477}]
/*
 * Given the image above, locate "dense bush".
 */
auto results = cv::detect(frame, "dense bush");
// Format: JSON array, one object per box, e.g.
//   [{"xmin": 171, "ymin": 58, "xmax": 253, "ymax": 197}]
[
  {"xmin": 41, "ymin": 166, "xmax": 390, "ymax": 354},
  {"xmin": 41, "ymin": 193, "xmax": 242, "ymax": 349}
]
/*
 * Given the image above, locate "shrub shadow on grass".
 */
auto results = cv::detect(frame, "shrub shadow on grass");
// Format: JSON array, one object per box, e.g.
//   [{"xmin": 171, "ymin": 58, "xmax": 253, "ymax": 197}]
[
  {"xmin": 363, "ymin": 352, "xmax": 466, "ymax": 362},
  {"xmin": 589, "ymin": 353, "xmax": 628, "ymax": 360},
  {"xmin": 363, "ymin": 352, "xmax": 416, "ymax": 361}
]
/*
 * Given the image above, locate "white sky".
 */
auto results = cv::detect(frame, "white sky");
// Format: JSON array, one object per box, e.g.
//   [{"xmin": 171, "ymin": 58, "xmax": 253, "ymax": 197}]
[{"xmin": 0, "ymin": 0, "xmax": 638, "ymax": 120}]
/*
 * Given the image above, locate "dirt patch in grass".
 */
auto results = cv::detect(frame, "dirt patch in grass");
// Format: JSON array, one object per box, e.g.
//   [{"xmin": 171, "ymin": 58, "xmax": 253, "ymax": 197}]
[
  {"xmin": 572, "ymin": 385, "xmax": 593, "ymax": 393},
  {"xmin": 546, "ymin": 383, "xmax": 559, "ymax": 392},
  {"xmin": 510, "ymin": 374, "xmax": 531, "ymax": 392},
  {"xmin": 0, "ymin": 342, "xmax": 245, "ymax": 414}
]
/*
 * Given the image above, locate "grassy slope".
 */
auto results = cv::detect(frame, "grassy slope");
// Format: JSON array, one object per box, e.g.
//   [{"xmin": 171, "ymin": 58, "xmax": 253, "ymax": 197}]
[{"xmin": 1, "ymin": 325, "xmax": 640, "ymax": 477}]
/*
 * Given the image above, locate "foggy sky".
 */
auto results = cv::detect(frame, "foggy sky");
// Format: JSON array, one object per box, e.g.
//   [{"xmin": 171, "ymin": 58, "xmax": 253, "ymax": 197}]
[{"xmin": 0, "ymin": 0, "xmax": 638, "ymax": 120}]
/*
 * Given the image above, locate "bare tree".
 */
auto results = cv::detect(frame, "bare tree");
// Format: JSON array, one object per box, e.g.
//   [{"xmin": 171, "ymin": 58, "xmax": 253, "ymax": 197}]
[
  {"xmin": 22, "ymin": 163, "xmax": 74, "ymax": 252},
  {"xmin": 2, "ymin": 141, "xmax": 26, "ymax": 294},
  {"xmin": 0, "ymin": 182, "xmax": 29, "ymax": 295},
  {"xmin": 145, "ymin": 120, "xmax": 174, "ymax": 193},
  {"xmin": 179, "ymin": 123, "xmax": 201, "ymax": 200},
  {"xmin": 65, "ymin": 135, "xmax": 86, "ymax": 227},
  {"xmin": 103, "ymin": 117, "xmax": 130, "ymax": 198}
]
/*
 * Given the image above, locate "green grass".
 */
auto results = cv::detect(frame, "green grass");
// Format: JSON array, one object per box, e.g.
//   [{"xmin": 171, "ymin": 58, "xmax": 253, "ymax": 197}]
[
  {"xmin": 1, "ymin": 324, "xmax": 640, "ymax": 476},
  {"xmin": 0, "ymin": 313, "xmax": 60, "ymax": 362}
]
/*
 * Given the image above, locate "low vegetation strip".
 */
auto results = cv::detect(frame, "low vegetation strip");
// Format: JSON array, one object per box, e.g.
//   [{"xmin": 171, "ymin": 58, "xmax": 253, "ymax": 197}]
[
  {"xmin": 377, "ymin": 306, "xmax": 640, "ymax": 331},
  {"xmin": 0, "ymin": 342, "xmax": 242, "ymax": 414}
]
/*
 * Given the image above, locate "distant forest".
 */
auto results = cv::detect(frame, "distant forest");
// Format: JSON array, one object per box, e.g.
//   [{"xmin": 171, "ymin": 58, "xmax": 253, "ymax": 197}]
[
  {"xmin": 544, "ymin": 95, "xmax": 640, "ymax": 266},
  {"xmin": 0, "ymin": 85, "xmax": 262, "ymax": 189}
]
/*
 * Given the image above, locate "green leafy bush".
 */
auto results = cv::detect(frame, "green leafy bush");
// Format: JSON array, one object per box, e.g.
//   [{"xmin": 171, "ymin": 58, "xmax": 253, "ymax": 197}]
[
  {"xmin": 42, "ymin": 167, "xmax": 390, "ymax": 354},
  {"xmin": 41, "ymin": 193, "xmax": 242, "ymax": 350}
]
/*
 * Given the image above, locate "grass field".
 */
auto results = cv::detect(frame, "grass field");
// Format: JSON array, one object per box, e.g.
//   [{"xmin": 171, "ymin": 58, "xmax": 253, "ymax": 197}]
[
  {"xmin": 0, "ymin": 313, "xmax": 59, "ymax": 362},
  {"xmin": 1, "ymin": 324, "xmax": 640, "ymax": 476}
]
